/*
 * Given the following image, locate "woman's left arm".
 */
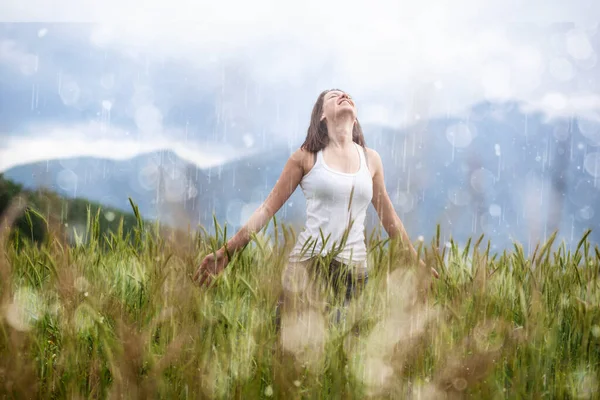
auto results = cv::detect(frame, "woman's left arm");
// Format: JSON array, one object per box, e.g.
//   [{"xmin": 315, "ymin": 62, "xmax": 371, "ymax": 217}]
[{"xmin": 368, "ymin": 148, "xmax": 439, "ymax": 278}]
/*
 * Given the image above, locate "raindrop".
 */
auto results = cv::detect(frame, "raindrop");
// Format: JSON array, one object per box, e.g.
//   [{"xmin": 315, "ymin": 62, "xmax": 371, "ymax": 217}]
[
  {"xmin": 104, "ymin": 211, "xmax": 116, "ymax": 222},
  {"xmin": 553, "ymin": 122, "xmax": 570, "ymax": 141},
  {"xmin": 19, "ymin": 53, "xmax": 38, "ymax": 75},
  {"xmin": 164, "ymin": 177, "xmax": 187, "ymax": 203},
  {"xmin": 579, "ymin": 206, "xmax": 594, "ymax": 220},
  {"xmin": 187, "ymin": 185, "xmax": 198, "ymax": 199},
  {"xmin": 393, "ymin": 190, "xmax": 415, "ymax": 213},
  {"xmin": 566, "ymin": 29, "xmax": 595, "ymax": 60},
  {"xmin": 5, "ymin": 287, "xmax": 43, "ymax": 332},
  {"xmin": 138, "ymin": 163, "xmax": 159, "ymax": 191},
  {"xmin": 131, "ymin": 85, "xmax": 154, "ymax": 107},
  {"xmin": 548, "ymin": 57, "xmax": 574, "ymax": 81},
  {"xmin": 569, "ymin": 179, "xmax": 597, "ymax": 207},
  {"xmin": 541, "ymin": 93, "xmax": 567, "ymax": 111},
  {"xmin": 494, "ymin": 144, "xmax": 501, "ymax": 156},
  {"xmin": 56, "ymin": 169, "xmax": 78, "ymax": 192},
  {"xmin": 135, "ymin": 104, "xmax": 162, "ymax": 133},
  {"xmin": 447, "ymin": 187, "xmax": 471, "ymax": 206},
  {"xmin": 73, "ymin": 305, "xmax": 95, "ymax": 335},
  {"xmin": 59, "ymin": 78, "xmax": 80, "ymax": 106},
  {"xmin": 480, "ymin": 214, "xmax": 496, "ymax": 234},
  {"xmin": 243, "ymin": 133, "xmax": 255, "ymax": 148},
  {"xmin": 577, "ymin": 117, "xmax": 600, "ymax": 146},
  {"xmin": 226, "ymin": 199, "xmax": 245, "ymax": 227},
  {"xmin": 575, "ymin": 52, "xmax": 598, "ymax": 70},
  {"xmin": 241, "ymin": 202, "xmax": 261, "ymax": 225},
  {"xmin": 281, "ymin": 260, "xmax": 308, "ymax": 294},
  {"xmin": 250, "ymin": 188, "xmax": 266, "ymax": 203},
  {"xmin": 446, "ymin": 122, "xmax": 474, "ymax": 148},
  {"xmin": 74, "ymin": 276, "xmax": 90, "ymax": 292},
  {"xmin": 452, "ymin": 378, "xmax": 468, "ymax": 392},
  {"xmin": 583, "ymin": 152, "xmax": 600, "ymax": 178},
  {"xmin": 37, "ymin": 28, "xmax": 48, "ymax": 38},
  {"xmin": 264, "ymin": 386, "xmax": 273, "ymax": 397},
  {"xmin": 489, "ymin": 204, "xmax": 502, "ymax": 217},
  {"xmin": 102, "ymin": 100, "xmax": 112, "ymax": 111},
  {"xmin": 470, "ymin": 168, "xmax": 495, "ymax": 193}
]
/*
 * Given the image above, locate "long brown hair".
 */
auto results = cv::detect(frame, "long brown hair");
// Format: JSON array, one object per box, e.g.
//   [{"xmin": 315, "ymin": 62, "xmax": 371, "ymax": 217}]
[{"xmin": 300, "ymin": 89, "xmax": 366, "ymax": 153}]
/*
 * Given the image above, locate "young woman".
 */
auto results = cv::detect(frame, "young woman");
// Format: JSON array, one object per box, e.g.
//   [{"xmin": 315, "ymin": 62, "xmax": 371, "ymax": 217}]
[{"xmin": 193, "ymin": 89, "xmax": 438, "ymax": 313}]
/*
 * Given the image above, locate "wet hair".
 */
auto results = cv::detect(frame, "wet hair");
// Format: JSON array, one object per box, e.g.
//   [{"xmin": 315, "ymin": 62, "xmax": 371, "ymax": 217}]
[{"xmin": 300, "ymin": 88, "xmax": 366, "ymax": 153}]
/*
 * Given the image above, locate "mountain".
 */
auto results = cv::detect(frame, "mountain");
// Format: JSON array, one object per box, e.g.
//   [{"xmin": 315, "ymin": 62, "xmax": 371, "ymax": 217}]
[
  {"xmin": 3, "ymin": 145, "xmax": 307, "ymax": 235},
  {"xmin": 5, "ymin": 100, "xmax": 600, "ymax": 253}
]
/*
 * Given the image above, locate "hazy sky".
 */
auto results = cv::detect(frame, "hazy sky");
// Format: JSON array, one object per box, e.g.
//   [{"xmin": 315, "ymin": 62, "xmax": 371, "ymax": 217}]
[{"xmin": 1, "ymin": 0, "xmax": 599, "ymax": 171}]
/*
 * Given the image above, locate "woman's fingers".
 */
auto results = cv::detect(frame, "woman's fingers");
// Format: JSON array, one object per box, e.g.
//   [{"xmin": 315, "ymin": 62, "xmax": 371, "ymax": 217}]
[
  {"xmin": 198, "ymin": 270, "xmax": 212, "ymax": 287},
  {"xmin": 193, "ymin": 261, "xmax": 204, "ymax": 282},
  {"xmin": 193, "ymin": 265, "xmax": 201, "ymax": 282},
  {"xmin": 193, "ymin": 252, "xmax": 229, "ymax": 288},
  {"xmin": 197, "ymin": 261, "xmax": 214, "ymax": 287},
  {"xmin": 193, "ymin": 255, "xmax": 211, "ymax": 283},
  {"xmin": 195, "ymin": 254, "xmax": 223, "ymax": 288}
]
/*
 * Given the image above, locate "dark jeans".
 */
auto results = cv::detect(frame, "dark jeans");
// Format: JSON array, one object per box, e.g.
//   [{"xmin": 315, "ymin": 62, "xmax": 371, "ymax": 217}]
[{"xmin": 274, "ymin": 257, "xmax": 368, "ymax": 329}]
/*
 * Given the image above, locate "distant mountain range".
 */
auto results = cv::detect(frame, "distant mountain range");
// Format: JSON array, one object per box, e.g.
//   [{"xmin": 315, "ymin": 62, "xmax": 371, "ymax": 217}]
[{"xmin": 5, "ymin": 100, "xmax": 600, "ymax": 253}]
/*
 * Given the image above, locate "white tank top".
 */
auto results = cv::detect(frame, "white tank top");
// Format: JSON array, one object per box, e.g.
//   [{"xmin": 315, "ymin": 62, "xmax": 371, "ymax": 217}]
[{"xmin": 288, "ymin": 142, "xmax": 373, "ymax": 274}]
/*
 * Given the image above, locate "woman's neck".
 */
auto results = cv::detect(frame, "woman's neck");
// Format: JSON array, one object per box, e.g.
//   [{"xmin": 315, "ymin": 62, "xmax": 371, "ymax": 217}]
[{"xmin": 326, "ymin": 116, "xmax": 354, "ymax": 150}]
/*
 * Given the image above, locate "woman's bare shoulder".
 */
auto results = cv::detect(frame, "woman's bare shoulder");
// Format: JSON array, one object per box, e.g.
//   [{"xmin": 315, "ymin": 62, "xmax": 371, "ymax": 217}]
[
  {"xmin": 365, "ymin": 146, "xmax": 381, "ymax": 160},
  {"xmin": 364, "ymin": 147, "xmax": 382, "ymax": 173},
  {"xmin": 290, "ymin": 147, "xmax": 316, "ymax": 176}
]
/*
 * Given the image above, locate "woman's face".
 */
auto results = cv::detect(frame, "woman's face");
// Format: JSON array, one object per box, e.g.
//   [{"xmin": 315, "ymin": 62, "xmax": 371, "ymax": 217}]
[{"xmin": 320, "ymin": 90, "xmax": 357, "ymax": 123}]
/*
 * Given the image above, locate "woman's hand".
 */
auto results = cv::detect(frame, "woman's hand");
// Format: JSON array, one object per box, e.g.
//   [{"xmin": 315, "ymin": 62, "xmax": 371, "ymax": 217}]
[{"xmin": 193, "ymin": 248, "xmax": 230, "ymax": 287}]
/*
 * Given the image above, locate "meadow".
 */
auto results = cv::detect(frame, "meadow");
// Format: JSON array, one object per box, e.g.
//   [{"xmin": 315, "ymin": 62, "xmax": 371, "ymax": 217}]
[{"xmin": 1, "ymin": 195, "xmax": 599, "ymax": 399}]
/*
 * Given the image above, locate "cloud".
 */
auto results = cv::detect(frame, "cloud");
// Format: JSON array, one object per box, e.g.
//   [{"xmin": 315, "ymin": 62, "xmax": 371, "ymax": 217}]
[
  {"xmin": 521, "ymin": 93, "xmax": 600, "ymax": 121},
  {"xmin": 0, "ymin": 39, "xmax": 38, "ymax": 75},
  {"xmin": 0, "ymin": 122, "xmax": 261, "ymax": 172},
  {"xmin": 1, "ymin": 0, "xmax": 599, "ymax": 138}
]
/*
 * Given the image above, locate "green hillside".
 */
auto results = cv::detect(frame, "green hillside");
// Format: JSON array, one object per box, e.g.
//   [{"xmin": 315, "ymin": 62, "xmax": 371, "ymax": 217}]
[{"xmin": 0, "ymin": 173, "xmax": 145, "ymax": 249}]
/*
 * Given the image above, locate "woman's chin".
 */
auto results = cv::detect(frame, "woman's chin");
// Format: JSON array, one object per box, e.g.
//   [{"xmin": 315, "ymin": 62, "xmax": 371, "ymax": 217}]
[{"xmin": 333, "ymin": 109, "xmax": 357, "ymax": 120}]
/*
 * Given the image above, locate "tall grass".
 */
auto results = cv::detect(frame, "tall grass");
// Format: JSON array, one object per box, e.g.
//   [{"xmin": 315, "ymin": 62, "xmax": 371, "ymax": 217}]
[{"xmin": 1, "ymin": 196, "xmax": 599, "ymax": 399}]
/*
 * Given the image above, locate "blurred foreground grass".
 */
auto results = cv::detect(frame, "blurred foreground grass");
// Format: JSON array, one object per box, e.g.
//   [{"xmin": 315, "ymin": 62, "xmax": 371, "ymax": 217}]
[{"xmin": 1, "ymin": 196, "xmax": 600, "ymax": 399}]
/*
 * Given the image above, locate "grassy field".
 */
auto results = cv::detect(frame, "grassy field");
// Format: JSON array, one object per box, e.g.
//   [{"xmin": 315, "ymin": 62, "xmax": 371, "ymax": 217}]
[{"xmin": 1, "ymin": 195, "xmax": 599, "ymax": 399}]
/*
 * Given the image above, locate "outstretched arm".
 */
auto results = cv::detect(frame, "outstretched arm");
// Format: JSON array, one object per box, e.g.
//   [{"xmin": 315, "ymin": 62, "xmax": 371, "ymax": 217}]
[
  {"xmin": 218, "ymin": 148, "xmax": 306, "ymax": 256},
  {"xmin": 369, "ymin": 148, "xmax": 436, "ymax": 277}
]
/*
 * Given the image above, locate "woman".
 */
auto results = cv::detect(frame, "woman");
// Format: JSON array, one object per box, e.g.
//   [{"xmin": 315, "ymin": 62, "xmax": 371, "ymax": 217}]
[{"xmin": 193, "ymin": 89, "xmax": 438, "ymax": 312}]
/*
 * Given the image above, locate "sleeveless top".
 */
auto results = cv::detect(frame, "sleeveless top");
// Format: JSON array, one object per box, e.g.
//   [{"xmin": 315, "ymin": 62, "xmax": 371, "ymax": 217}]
[{"xmin": 288, "ymin": 142, "xmax": 373, "ymax": 276}]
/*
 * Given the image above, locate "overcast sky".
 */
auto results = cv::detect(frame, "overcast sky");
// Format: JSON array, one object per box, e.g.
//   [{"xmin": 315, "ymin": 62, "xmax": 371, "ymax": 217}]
[{"xmin": 1, "ymin": 0, "xmax": 599, "ymax": 172}]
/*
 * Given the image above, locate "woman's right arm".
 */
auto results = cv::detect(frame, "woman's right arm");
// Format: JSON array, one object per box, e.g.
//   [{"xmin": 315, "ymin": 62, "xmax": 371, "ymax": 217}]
[{"xmin": 217, "ymin": 148, "xmax": 308, "ymax": 256}]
